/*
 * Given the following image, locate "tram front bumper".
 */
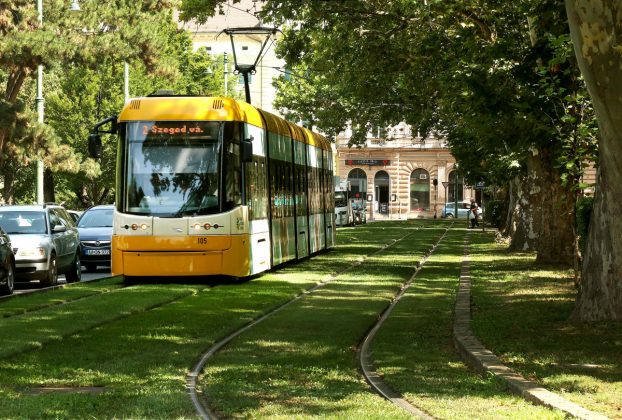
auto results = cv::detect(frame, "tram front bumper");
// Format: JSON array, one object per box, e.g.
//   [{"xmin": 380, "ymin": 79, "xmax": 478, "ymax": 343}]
[{"xmin": 111, "ymin": 235, "xmax": 251, "ymax": 277}]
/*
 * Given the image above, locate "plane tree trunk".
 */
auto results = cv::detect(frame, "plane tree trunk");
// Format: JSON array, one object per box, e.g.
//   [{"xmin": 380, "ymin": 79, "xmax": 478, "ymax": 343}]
[{"xmin": 566, "ymin": 0, "xmax": 622, "ymax": 320}]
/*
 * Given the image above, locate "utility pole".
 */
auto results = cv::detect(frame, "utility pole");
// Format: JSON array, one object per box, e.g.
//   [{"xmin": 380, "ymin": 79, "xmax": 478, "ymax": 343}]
[{"xmin": 36, "ymin": 0, "xmax": 44, "ymax": 204}]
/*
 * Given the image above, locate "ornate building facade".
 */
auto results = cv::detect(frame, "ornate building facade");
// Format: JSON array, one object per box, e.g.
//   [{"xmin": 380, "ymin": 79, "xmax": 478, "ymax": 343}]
[{"xmin": 335, "ymin": 126, "xmax": 476, "ymax": 220}]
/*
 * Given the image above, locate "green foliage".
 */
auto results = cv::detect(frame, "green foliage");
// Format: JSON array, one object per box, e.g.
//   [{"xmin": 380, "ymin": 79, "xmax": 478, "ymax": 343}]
[
  {"xmin": 0, "ymin": 1, "xmax": 181, "ymax": 204},
  {"xmin": 242, "ymin": 0, "xmax": 597, "ymax": 192},
  {"xmin": 1, "ymin": 2, "xmax": 234, "ymax": 207}
]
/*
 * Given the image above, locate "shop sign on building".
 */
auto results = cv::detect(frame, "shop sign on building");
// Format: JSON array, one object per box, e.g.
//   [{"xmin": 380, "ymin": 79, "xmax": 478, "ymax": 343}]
[{"xmin": 346, "ymin": 159, "xmax": 390, "ymax": 166}]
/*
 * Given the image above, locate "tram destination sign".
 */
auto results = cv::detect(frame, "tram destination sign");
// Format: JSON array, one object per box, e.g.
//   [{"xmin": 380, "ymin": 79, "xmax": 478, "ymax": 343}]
[{"xmin": 346, "ymin": 159, "xmax": 390, "ymax": 166}]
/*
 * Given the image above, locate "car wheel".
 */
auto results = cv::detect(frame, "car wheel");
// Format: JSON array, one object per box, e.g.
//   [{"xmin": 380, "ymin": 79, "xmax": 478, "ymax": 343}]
[
  {"xmin": 446, "ymin": 213, "xmax": 454, "ymax": 218},
  {"xmin": 41, "ymin": 253, "xmax": 58, "ymax": 287},
  {"xmin": 65, "ymin": 252, "xmax": 81, "ymax": 283},
  {"xmin": 0, "ymin": 259, "xmax": 15, "ymax": 296},
  {"xmin": 84, "ymin": 263, "xmax": 98, "ymax": 272}
]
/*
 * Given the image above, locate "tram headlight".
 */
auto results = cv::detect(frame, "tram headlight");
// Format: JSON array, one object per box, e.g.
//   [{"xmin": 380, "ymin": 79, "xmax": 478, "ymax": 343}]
[
  {"xmin": 193, "ymin": 223, "xmax": 202, "ymax": 230},
  {"xmin": 203, "ymin": 223, "xmax": 211, "ymax": 230}
]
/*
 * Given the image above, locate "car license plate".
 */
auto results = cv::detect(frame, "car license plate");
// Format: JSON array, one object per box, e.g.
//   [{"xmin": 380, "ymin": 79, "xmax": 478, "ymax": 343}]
[{"xmin": 85, "ymin": 249, "xmax": 110, "ymax": 256}]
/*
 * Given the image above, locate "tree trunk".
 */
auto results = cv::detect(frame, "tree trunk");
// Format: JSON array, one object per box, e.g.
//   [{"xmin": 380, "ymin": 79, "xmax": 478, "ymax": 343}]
[
  {"xmin": 508, "ymin": 157, "xmax": 540, "ymax": 253},
  {"xmin": 531, "ymin": 149, "xmax": 575, "ymax": 265},
  {"xmin": 566, "ymin": 0, "xmax": 622, "ymax": 321},
  {"xmin": 508, "ymin": 150, "xmax": 574, "ymax": 265},
  {"xmin": 502, "ymin": 177, "xmax": 518, "ymax": 237},
  {"xmin": 1, "ymin": 168, "xmax": 15, "ymax": 205}
]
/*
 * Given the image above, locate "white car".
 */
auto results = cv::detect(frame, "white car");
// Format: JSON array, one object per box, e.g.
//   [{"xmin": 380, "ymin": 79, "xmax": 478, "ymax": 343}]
[{"xmin": 0, "ymin": 204, "xmax": 81, "ymax": 286}]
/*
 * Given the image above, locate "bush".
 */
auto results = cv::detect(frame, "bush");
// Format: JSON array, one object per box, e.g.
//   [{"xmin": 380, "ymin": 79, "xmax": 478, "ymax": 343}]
[
  {"xmin": 483, "ymin": 199, "xmax": 508, "ymax": 228},
  {"xmin": 576, "ymin": 196, "xmax": 593, "ymax": 254}
]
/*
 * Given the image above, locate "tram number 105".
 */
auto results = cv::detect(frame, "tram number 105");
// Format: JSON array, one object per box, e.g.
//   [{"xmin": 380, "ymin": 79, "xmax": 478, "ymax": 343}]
[{"xmin": 197, "ymin": 237, "xmax": 209, "ymax": 245}]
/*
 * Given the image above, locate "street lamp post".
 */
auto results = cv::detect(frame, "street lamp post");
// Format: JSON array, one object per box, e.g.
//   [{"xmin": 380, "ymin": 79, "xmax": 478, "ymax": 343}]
[
  {"xmin": 223, "ymin": 52, "xmax": 228, "ymax": 96},
  {"xmin": 454, "ymin": 164, "xmax": 459, "ymax": 221},
  {"xmin": 35, "ymin": 0, "xmax": 80, "ymax": 204},
  {"xmin": 222, "ymin": 27, "xmax": 279, "ymax": 104}
]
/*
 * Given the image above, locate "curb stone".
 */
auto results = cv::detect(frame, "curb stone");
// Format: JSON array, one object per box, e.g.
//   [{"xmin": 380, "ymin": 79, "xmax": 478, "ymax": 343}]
[{"xmin": 453, "ymin": 233, "xmax": 609, "ymax": 420}]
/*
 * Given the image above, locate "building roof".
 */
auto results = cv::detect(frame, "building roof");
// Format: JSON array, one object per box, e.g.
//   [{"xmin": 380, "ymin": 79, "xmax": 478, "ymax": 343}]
[{"xmin": 179, "ymin": 0, "xmax": 263, "ymax": 34}]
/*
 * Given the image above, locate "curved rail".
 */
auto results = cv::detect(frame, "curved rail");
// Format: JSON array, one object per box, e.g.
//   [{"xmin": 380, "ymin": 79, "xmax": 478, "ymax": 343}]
[
  {"xmin": 357, "ymin": 225, "xmax": 452, "ymax": 419},
  {"xmin": 186, "ymin": 229, "xmax": 421, "ymax": 420}
]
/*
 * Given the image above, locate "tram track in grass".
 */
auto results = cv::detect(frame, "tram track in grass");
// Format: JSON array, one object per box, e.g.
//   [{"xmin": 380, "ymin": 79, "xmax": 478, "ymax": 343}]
[
  {"xmin": 0, "ymin": 283, "xmax": 206, "ymax": 360},
  {"xmin": 357, "ymin": 224, "xmax": 452, "ymax": 419},
  {"xmin": 0, "ymin": 277, "xmax": 126, "ymax": 319},
  {"xmin": 367, "ymin": 229, "xmax": 564, "ymax": 419},
  {"xmin": 189, "ymin": 224, "xmax": 451, "ymax": 419},
  {"xmin": 0, "ymin": 222, "xmax": 421, "ymax": 419}
]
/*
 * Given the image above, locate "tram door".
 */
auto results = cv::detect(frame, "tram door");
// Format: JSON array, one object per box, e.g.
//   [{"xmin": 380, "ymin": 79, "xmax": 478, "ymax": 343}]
[{"xmin": 374, "ymin": 171, "xmax": 390, "ymax": 214}]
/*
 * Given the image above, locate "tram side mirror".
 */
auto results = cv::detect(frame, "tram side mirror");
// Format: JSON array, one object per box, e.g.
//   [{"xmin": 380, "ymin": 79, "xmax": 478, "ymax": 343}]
[
  {"xmin": 241, "ymin": 138, "xmax": 253, "ymax": 162},
  {"xmin": 88, "ymin": 133, "xmax": 102, "ymax": 159}
]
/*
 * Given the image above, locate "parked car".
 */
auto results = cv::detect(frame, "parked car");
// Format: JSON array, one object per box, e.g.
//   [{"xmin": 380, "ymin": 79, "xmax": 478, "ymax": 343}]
[
  {"xmin": 441, "ymin": 201, "xmax": 484, "ymax": 220},
  {"xmin": 76, "ymin": 205, "xmax": 114, "ymax": 271},
  {"xmin": 441, "ymin": 201, "xmax": 472, "ymax": 218},
  {"xmin": 67, "ymin": 210, "xmax": 83, "ymax": 224},
  {"xmin": 0, "ymin": 204, "xmax": 81, "ymax": 286},
  {"xmin": 0, "ymin": 226, "xmax": 15, "ymax": 295}
]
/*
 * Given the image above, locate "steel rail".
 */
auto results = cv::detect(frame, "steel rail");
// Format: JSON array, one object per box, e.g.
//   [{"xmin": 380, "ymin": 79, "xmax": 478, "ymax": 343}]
[
  {"xmin": 186, "ymin": 228, "xmax": 423, "ymax": 420},
  {"xmin": 357, "ymin": 225, "xmax": 453, "ymax": 419}
]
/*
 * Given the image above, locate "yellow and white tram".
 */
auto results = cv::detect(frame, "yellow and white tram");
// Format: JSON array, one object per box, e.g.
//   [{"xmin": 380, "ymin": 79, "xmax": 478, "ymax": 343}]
[{"xmin": 89, "ymin": 95, "xmax": 335, "ymax": 278}]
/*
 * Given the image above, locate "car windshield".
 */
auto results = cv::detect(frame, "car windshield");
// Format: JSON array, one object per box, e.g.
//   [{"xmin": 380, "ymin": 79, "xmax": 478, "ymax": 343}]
[
  {"xmin": 334, "ymin": 192, "xmax": 347, "ymax": 207},
  {"xmin": 0, "ymin": 211, "xmax": 47, "ymax": 234},
  {"xmin": 78, "ymin": 209, "xmax": 113, "ymax": 228},
  {"xmin": 124, "ymin": 121, "xmax": 222, "ymax": 217}
]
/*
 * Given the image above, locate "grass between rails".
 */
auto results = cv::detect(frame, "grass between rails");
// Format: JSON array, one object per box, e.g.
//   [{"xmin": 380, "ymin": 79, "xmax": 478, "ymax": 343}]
[
  {"xmin": 372, "ymin": 229, "xmax": 563, "ymax": 419},
  {"xmin": 0, "ymin": 283, "xmax": 202, "ymax": 359},
  {"xmin": 0, "ymin": 277, "xmax": 125, "ymax": 318},
  {"xmin": 0, "ymin": 221, "xmax": 416, "ymax": 418},
  {"xmin": 197, "ymin": 224, "xmax": 449, "ymax": 419},
  {"xmin": 468, "ymin": 231, "xmax": 622, "ymax": 419}
]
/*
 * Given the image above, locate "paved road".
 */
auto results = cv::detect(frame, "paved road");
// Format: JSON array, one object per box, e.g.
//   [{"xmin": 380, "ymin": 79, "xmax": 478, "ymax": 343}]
[{"xmin": 12, "ymin": 266, "xmax": 112, "ymax": 296}]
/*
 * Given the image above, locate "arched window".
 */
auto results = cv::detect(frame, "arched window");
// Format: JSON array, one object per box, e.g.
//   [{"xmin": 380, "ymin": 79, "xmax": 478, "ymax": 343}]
[
  {"xmin": 448, "ymin": 171, "xmax": 464, "ymax": 202},
  {"xmin": 410, "ymin": 169, "xmax": 430, "ymax": 211},
  {"xmin": 347, "ymin": 168, "xmax": 367, "ymax": 198}
]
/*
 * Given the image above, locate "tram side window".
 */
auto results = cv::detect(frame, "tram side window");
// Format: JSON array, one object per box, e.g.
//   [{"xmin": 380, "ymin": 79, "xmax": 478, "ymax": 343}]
[
  {"xmin": 308, "ymin": 166, "xmax": 320, "ymax": 215},
  {"xmin": 270, "ymin": 159, "xmax": 282, "ymax": 219},
  {"xmin": 295, "ymin": 164, "xmax": 307, "ymax": 217},
  {"xmin": 224, "ymin": 123, "xmax": 242, "ymax": 211},
  {"xmin": 246, "ymin": 157, "xmax": 268, "ymax": 220}
]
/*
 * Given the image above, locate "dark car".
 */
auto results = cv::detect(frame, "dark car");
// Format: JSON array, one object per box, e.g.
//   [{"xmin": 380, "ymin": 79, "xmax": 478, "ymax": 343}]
[
  {"xmin": 0, "ymin": 204, "xmax": 81, "ymax": 286},
  {"xmin": 0, "ymin": 226, "xmax": 15, "ymax": 295},
  {"xmin": 77, "ymin": 205, "xmax": 114, "ymax": 271}
]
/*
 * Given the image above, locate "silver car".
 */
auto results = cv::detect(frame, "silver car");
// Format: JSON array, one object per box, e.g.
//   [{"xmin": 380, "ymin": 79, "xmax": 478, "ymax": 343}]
[{"xmin": 0, "ymin": 204, "xmax": 81, "ymax": 286}]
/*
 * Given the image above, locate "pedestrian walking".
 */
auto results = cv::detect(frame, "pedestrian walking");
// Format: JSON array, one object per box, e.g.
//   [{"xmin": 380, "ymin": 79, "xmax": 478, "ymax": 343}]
[{"xmin": 469, "ymin": 199, "xmax": 479, "ymax": 228}]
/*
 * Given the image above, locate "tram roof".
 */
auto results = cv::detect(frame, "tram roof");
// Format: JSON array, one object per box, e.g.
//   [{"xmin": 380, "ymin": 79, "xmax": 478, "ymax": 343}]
[
  {"xmin": 118, "ymin": 96, "xmax": 330, "ymax": 150},
  {"xmin": 118, "ymin": 96, "xmax": 263, "ymax": 127}
]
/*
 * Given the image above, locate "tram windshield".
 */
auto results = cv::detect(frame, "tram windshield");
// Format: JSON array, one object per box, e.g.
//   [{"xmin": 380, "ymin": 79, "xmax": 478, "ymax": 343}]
[{"xmin": 124, "ymin": 121, "xmax": 222, "ymax": 217}]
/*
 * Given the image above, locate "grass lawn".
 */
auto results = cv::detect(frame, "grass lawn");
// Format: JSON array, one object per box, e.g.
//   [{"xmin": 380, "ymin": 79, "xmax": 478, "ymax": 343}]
[
  {"xmin": 468, "ymin": 231, "xmax": 622, "ymax": 419},
  {"xmin": 0, "ymin": 222, "xmax": 415, "ymax": 418},
  {"xmin": 372, "ymin": 229, "xmax": 563, "ymax": 419},
  {"xmin": 0, "ymin": 277, "xmax": 125, "ymax": 318},
  {"xmin": 2, "ymin": 222, "xmax": 612, "ymax": 419},
  {"xmin": 197, "ymin": 223, "xmax": 448, "ymax": 418}
]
